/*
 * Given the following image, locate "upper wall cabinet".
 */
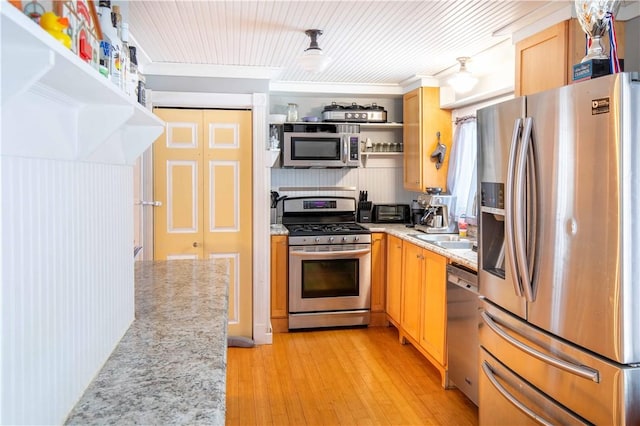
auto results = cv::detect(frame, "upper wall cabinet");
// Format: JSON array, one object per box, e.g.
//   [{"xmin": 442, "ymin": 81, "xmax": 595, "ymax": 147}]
[
  {"xmin": 516, "ymin": 19, "xmax": 626, "ymax": 96},
  {"xmin": 1, "ymin": 5, "xmax": 163, "ymax": 165},
  {"xmin": 402, "ymin": 87, "xmax": 452, "ymax": 193}
]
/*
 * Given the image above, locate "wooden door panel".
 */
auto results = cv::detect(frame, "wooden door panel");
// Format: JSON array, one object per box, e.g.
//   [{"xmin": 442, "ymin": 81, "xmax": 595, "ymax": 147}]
[
  {"xmin": 420, "ymin": 250, "xmax": 447, "ymax": 365},
  {"xmin": 204, "ymin": 109, "xmax": 253, "ymax": 338},
  {"xmin": 168, "ymin": 161, "xmax": 198, "ymax": 231},
  {"xmin": 210, "ymin": 253, "xmax": 240, "ymax": 325},
  {"xmin": 207, "ymin": 160, "xmax": 239, "ymax": 231},
  {"xmin": 153, "ymin": 109, "xmax": 204, "ymax": 260},
  {"xmin": 403, "ymin": 89, "xmax": 421, "ymax": 191},
  {"xmin": 152, "ymin": 108, "xmax": 253, "ymax": 337},
  {"xmin": 386, "ymin": 234, "xmax": 403, "ymax": 325},
  {"xmin": 515, "ymin": 21, "xmax": 568, "ymax": 96},
  {"xmin": 401, "ymin": 242, "xmax": 423, "ymax": 342},
  {"xmin": 370, "ymin": 233, "xmax": 386, "ymax": 313}
]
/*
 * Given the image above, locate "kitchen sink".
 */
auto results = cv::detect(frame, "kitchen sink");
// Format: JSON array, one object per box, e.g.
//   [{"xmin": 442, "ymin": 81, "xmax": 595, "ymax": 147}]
[
  {"xmin": 409, "ymin": 234, "xmax": 474, "ymax": 250},
  {"xmin": 409, "ymin": 234, "xmax": 461, "ymax": 242}
]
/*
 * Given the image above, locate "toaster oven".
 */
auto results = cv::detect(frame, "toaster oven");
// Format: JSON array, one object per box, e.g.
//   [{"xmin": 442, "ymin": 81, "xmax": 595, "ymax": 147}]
[{"xmin": 372, "ymin": 204, "xmax": 411, "ymax": 223}]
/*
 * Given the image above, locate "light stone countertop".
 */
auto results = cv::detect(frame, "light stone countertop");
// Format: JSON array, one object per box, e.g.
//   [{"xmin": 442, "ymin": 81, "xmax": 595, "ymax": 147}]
[
  {"xmin": 271, "ymin": 223, "xmax": 478, "ymax": 271},
  {"xmin": 65, "ymin": 260, "xmax": 229, "ymax": 425},
  {"xmin": 365, "ymin": 223, "xmax": 478, "ymax": 271}
]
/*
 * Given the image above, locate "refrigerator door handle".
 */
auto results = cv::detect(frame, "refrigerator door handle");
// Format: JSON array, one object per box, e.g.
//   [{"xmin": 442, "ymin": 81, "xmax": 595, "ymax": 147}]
[
  {"xmin": 515, "ymin": 117, "xmax": 535, "ymax": 302},
  {"xmin": 481, "ymin": 361, "xmax": 555, "ymax": 426},
  {"xmin": 481, "ymin": 311, "xmax": 600, "ymax": 382},
  {"xmin": 505, "ymin": 118, "xmax": 524, "ymax": 297}
]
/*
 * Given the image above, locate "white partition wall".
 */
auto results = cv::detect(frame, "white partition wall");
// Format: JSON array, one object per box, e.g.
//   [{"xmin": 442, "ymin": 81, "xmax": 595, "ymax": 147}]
[{"xmin": 1, "ymin": 157, "xmax": 136, "ymax": 424}]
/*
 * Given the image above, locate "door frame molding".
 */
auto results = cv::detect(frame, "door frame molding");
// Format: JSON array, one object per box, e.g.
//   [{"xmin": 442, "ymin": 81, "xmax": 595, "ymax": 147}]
[{"xmin": 147, "ymin": 90, "xmax": 272, "ymax": 345}]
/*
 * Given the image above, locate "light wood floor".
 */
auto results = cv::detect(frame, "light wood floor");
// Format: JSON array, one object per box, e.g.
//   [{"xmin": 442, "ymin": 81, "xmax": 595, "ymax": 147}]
[{"xmin": 226, "ymin": 325, "xmax": 478, "ymax": 425}]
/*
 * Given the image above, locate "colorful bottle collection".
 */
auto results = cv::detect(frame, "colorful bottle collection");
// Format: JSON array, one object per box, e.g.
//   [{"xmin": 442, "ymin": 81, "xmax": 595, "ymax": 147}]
[{"xmin": 96, "ymin": 0, "xmax": 145, "ymax": 105}]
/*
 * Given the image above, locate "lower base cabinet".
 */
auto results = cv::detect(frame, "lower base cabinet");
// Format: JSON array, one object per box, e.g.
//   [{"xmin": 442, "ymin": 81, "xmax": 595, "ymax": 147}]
[
  {"xmin": 370, "ymin": 232, "xmax": 387, "ymax": 326},
  {"xmin": 398, "ymin": 240, "xmax": 448, "ymax": 387},
  {"xmin": 270, "ymin": 235, "xmax": 288, "ymax": 332},
  {"xmin": 386, "ymin": 234, "xmax": 403, "ymax": 327}
]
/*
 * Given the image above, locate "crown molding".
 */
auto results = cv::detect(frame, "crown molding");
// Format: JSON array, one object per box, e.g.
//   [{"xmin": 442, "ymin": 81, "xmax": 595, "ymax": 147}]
[{"xmin": 140, "ymin": 62, "xmax": 282, "ymax": 80}]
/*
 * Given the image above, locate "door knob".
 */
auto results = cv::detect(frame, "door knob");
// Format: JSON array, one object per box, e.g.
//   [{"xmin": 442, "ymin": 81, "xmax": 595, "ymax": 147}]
[
  {"xmin": 139, "ymin": 200, "xmax": 163, "ymax": 207},
  {"xmin": 193, "ymin": 242, "xmax": 199, "ymax": 247}
]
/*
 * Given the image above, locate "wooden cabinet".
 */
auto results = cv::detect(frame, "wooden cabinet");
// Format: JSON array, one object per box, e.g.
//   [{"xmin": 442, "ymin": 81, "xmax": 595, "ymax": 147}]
[
  {"xmin": 419, "ymin": 250, "xmax": 447, "ymax": 366},
  {"xmin": 398, "ymin": 239, "xmax": 449, "ymax": 387},
  {"xmin": 401, "ymin": 241, "xmax": 424, "ymax": 342},
  {"xmin": 370, "ymin": 232, "xmax": 387, "ymax": 326},
  {"xmin": 515, "ymin": 21, "xmax": 569, "ymax": 96},
  {"xmin": 270, "ymin": 235, "xmax": 288, "ymax": 332},
  {"xmin": 516, "ymin": 19, "xmax": 626, "ymax": 96},
  {"xmin": 402, "ymin": 87, "xmax": 452, "ymax": 193},
  {"xmin": 385, "ymin": 234, "xmax": 403, "ymax": 327}
]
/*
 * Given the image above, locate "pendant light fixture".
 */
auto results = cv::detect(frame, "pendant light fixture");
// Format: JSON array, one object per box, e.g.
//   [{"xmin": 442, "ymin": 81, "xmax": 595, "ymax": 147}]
[
  {"xmin": 298, "ymin": 29, "xmax": 332, "ymax": 73},
  {"xmin": 447, "ymin": 57, "xmax": 478, "ymax": 94}
]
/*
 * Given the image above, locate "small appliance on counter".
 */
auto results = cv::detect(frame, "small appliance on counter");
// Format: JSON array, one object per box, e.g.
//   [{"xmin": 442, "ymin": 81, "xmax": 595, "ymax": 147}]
[
  {"xmin": 322, "ymin": 102, "xmax": 387, "ymax": 123},
  {"xmin": 372, "ymin": 204, "xmax": 410, "ymax": 224},
  {"xmin": 415, "ymin": 193, "xmax": 457, "ymax": 233}
]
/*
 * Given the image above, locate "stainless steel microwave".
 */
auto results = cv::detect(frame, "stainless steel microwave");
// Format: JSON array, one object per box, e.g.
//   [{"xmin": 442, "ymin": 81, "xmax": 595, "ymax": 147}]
[{"xmin": 282, "ymin": 123, "xmax": 361, "ymax": 168}]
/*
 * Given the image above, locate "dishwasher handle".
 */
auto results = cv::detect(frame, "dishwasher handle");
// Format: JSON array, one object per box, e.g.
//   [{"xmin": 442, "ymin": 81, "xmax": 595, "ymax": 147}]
[{"xmin": 447, "ymin": 264, "xmax": 478, "ymax": 292}]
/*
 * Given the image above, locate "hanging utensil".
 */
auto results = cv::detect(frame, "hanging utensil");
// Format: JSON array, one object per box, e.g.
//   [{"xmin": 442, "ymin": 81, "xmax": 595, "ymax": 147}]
[{"xmin": 430, "ymin": 131, "xmax": 447, "ymax": 170}]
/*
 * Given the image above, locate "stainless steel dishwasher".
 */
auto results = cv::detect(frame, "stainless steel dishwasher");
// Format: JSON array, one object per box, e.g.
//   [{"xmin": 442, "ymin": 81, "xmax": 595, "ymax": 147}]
[{"xmin": 446, "ymin": 263, "xmax": 479, "ymax": 406}]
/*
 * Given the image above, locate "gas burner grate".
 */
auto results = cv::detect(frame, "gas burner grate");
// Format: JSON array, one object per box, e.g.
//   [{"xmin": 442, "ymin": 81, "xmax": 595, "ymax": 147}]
[{"xmin": 285, "ymin": 223, "xmax": 370, "ymax": 236}]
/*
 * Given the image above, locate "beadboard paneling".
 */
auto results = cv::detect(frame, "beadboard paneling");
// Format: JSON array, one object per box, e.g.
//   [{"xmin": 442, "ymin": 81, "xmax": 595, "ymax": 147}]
[
  {"xmin": 271, "ymin": 166, "xmax": 415, "ymax": 205},
  {"xmin": 129, "ymin": 1, "xmax": 561, "ymax": 85},
  {"xmin": 1, "ymin": 157, "xmax": 135, "ymax": 425}
]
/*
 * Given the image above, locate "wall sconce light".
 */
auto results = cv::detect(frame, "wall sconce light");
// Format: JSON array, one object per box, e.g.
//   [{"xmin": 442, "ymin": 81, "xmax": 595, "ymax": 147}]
[
  {"xmin": 298, "ymin": 29, "xmax": 332, "ymax": 73},
  {"xmin": 447, "ymin": 57, "xmax": 478, "ymax": 94}
]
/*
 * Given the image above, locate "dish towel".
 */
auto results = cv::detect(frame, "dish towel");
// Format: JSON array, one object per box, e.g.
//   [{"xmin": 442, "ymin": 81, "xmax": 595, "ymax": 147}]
[{"xmin": 447, "ymin": 117, "xmax": 477, "ymax": 220}]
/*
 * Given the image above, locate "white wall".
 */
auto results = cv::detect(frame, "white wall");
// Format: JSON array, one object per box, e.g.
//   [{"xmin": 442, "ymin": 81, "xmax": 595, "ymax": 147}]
[{"xmin": 1, "ymin": 157, "xmax": 135, "ymax": 425}]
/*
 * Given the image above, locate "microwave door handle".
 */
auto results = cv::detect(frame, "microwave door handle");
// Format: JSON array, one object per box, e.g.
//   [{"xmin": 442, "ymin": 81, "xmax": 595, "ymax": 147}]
[
  {"xmin": 481, "ymin": 362, "xmax": 554, "ymax": 426},
  {"xmin": 505, "ymin": 118, "xmax": 524, "ymax": 297},
  {"xmin": 342, "ymin": 135, "xmax": 348, "ymax": 164},
  {"xmin": 290, "ymin": 248, "xmax": 371, "ymax": 258},
  {"xmin": 480, "ymin": 311, "xmax": 600, "ymax": 382}
]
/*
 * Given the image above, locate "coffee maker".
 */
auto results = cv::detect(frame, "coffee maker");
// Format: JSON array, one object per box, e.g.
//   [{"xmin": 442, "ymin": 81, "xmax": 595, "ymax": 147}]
[{"xmin": 415, "ymin": 193, "xmax": 458, "ymax": 234}]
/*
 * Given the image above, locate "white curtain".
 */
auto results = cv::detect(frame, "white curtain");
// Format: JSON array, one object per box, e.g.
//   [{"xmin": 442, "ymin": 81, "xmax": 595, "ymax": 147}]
[{"xmin": 447, "ymin": 117, "xmax": 477, "ymax": 220}]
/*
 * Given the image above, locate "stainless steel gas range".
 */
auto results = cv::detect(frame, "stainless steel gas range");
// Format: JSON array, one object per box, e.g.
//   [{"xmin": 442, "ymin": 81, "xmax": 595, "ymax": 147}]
[{"xmin": 282, "ymin": 196, "xmax": 372, "ymax": 330}]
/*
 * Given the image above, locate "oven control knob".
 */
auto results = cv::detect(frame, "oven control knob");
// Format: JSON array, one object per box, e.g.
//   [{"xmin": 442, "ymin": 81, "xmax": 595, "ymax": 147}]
[
  {"xmin": 329, "ymin": 236, "xmax": 335, "ymax": 243},
  {"xmin": 315, "ymin": 237, "xmax": 321, "ymax": 243},
  {"xmin": 342, "ymin": 236, "xmax": 348, "ymax": 242},
  {"xmin": 354, "ymin": 236, "xmax": 359, "ymax": 241}
]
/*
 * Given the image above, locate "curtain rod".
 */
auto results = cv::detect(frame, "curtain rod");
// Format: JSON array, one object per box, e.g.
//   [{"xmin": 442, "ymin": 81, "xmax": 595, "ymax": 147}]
[{"xmin": 455, "ymin": 115, "xmax": 476, "ymax": 125}]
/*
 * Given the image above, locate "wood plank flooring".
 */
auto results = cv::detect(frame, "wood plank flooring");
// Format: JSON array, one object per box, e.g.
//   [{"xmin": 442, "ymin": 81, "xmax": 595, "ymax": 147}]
[{"xmin": 226, "ymin": 326, "xmax": 478, "ymax": 425}]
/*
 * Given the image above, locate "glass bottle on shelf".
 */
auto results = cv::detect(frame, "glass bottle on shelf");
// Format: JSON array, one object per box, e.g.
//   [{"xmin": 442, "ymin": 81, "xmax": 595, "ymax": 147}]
[
  {"xmin": 269, "ymin": 124, "xmax": 280, "ymax": 150},
  {"xmin": 287, "ymin": 103, "xmax": 298, "ymax": 122}
]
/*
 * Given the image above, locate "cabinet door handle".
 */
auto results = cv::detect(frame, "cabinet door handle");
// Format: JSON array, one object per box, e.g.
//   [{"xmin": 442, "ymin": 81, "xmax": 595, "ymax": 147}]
[{"xmin": 193, "ymin": 242, "xmax": 199, "ymax": 248}]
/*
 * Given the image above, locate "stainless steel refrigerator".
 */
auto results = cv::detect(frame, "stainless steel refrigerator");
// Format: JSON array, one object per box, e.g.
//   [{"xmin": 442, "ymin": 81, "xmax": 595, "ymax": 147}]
[{"xmin": 477, "ymin": 72, "xmax": 640, "ymax": 425}]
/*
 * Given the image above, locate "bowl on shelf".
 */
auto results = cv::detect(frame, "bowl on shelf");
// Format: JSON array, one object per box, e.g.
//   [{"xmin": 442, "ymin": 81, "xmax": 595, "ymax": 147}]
[
  {"xmin": 269, "ymin": 114, "xmax": 286, "ymax": 124},
  {"xmin": 302, "ymin": 116, "xmax": 319, "ymax": 122}
]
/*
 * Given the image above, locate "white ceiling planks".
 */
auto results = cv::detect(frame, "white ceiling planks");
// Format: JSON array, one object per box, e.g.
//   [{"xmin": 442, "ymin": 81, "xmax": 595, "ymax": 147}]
[{"xmin": 128, "ymin": 1, "xmax": 571, "ymax": 85}]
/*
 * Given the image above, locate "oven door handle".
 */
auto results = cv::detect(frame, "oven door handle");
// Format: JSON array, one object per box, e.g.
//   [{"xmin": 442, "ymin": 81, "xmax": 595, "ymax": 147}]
[{"xmin": 290, "ymin": 248, "xmax": 371, "ymax": 258}]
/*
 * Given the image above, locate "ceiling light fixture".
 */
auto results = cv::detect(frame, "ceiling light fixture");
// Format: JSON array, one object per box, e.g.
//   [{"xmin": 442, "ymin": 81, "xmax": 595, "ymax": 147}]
[
  {"xmin": 298, "ymin": 29, "xmax": 331, "ymax": 73},
  {"xmin": 447, "ymin": 57, "xmax": 478, "ymax": 94}
]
